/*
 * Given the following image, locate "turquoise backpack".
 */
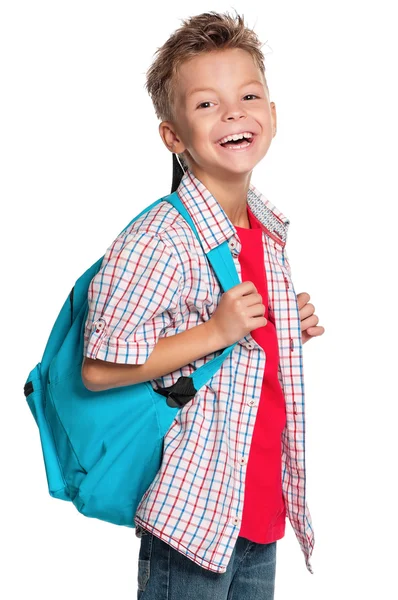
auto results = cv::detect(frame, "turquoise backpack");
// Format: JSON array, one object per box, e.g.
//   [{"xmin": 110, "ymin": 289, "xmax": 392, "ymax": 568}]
[{"xmin": 23, "ymin": 180, "xmax": 241, "ymax": 529}]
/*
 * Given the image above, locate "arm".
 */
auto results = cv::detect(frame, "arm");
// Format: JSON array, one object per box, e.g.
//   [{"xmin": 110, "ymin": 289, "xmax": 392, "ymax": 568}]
[{"xmin": 82, "ymin": 318, "xmax": 224, "ymax": 392}]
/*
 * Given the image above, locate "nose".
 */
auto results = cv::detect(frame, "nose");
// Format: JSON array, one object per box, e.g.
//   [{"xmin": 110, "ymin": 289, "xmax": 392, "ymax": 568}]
[
  {"xmin": 225, "ymin": 108, "xmax": 247, "ymax": 122},
  {"xmin": 227, "ymin": 113, "xmax": 246, "ymax": 120},
  {"xmin": 222, "ymin": 98, "xmax": 247, "ymax": 122}
]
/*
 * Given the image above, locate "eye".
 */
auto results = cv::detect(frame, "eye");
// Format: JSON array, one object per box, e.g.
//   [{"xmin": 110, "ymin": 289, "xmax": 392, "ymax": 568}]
[
  {"xmin": 197, "ymin": 101, "xmax": 215, "ymax": 109},
  {"xmin": 197, "ymin": 95, "xmax": 259, "ymax": 109}
]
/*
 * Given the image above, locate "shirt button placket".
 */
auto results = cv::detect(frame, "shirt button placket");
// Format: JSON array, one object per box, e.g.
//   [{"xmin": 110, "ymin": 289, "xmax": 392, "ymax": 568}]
[{"xmin": 229, "ymin": 298, "xmax": 258, "ymax": 533}]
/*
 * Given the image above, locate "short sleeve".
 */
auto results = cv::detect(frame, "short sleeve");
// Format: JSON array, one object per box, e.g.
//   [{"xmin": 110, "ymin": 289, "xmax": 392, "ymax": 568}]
[{"xmin": 83, "ymin": 231, "xmax": 183, "ymax": 364}]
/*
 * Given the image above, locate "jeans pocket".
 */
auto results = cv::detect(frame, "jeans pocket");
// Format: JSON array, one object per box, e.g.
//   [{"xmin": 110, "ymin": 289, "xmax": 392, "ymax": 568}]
[{"xmin": 137, "ymin": 531, "xmax": 153, "ymax": 593}]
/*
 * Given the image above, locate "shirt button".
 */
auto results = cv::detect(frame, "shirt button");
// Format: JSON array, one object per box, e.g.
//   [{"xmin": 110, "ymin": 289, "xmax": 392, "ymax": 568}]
[
  {"xmin": 245, "ymin": 342, "xmax": 254, "ymax": 349},
  {"xmin": 239, "ymin": 457, "xmax": 247, "ymax": 465},
  {"xmin": 93, "ymin": 318, "xmax": 106, "ymax": 330},
  {"xmin": 247, "ymin": 399, "xmax": 256, "ymax": 406},
  {"xmin": 231, "ymin": 517, "xmax": 240, "ymax": 526}
]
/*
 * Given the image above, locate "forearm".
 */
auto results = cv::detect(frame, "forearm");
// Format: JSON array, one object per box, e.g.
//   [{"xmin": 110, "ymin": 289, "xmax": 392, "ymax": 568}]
[{"xmin": 84, "ymin": 320, "xmax": 225, "ymax": 392}]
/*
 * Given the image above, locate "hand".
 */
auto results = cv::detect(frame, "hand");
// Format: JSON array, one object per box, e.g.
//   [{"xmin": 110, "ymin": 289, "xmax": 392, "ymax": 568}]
[{"xmin": 297, "ymin": 292, "xmax": 325, "ymax": 345}]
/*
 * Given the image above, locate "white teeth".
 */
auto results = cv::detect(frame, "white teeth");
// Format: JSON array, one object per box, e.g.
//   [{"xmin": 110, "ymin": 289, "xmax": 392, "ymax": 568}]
[{"xmin": 218, "ymin": 132, "xmax": 253, "ymax": 144}]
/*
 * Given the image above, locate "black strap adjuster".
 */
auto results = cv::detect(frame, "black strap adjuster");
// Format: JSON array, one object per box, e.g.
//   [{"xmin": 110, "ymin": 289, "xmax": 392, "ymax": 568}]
[{"xmin": 154, "ymin": 375, "xmax": 197, "ymax": 408}]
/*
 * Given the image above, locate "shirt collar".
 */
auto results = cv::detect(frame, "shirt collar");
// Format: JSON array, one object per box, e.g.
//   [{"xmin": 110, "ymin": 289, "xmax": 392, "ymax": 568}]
[{"xmin": 175, "ymin": 167, "xmax": 290, "ymax": 254}]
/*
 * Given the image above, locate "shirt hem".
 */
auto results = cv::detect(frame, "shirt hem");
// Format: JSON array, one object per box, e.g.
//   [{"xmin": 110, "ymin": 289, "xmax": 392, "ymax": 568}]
[{"xmin": 134, "ymin": 517, "xmax": 230, "ymax": 574}]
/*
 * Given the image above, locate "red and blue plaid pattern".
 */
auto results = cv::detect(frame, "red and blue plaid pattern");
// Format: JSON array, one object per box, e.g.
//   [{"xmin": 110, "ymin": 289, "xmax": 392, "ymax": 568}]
[{"xmin": 83, "ymin": 168, "xmax": 315, "ymax": 574}]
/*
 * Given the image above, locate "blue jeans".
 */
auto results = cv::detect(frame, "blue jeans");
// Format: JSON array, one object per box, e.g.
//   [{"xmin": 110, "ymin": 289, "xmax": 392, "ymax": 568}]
[{"xmin": 137, "ymin": 529, "xmax": 277, "ymax": 600}]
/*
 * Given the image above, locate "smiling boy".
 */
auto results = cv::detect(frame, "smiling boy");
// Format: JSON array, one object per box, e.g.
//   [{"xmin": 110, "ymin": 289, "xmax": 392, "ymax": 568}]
[
  {"xmin": 82, "ymin": 10, "xmax": 323, "ymax": 600},
  {"xmin": 160, "ymin": 50, "xmax": 275, "ymax": 228}
]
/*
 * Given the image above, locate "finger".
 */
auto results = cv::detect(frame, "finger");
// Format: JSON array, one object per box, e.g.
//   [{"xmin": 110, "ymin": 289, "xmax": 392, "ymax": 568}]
[
  {"xmin": 300, "ymin": 314, "xmax": 319, "ymax": 331},
  {"xmin": 299, "ymin": 304, "xmax": 315, "ymax": 320},
  {"xmin": 306, "ymin": 326, "xmax": 325, "ymax": 336},
  {"xmin": 296, "ymin": 292, "xmax": 311, "ymax": 309}
]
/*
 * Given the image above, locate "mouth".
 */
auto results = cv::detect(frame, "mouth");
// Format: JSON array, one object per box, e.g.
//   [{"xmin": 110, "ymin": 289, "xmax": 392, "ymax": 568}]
[{"xmin": 216, "ymin": 133, "xmax": 257, "ymax": 153}]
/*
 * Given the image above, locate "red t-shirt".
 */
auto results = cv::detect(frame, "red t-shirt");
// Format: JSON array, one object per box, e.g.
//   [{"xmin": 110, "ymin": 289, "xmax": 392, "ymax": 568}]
[{"xmin": 237, "ymin": 206, "xmax": 287, "ymax": 543}]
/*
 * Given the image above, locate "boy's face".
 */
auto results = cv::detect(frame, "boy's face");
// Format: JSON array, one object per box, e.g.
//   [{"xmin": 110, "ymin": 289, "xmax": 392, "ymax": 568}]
[{"xmin": 159, "ymin": 47, "xmax": 276, "ymax": 180}]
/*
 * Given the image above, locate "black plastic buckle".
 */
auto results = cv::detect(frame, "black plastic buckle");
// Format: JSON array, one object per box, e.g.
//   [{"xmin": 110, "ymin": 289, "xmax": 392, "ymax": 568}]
[
  {"xmin": 154, "ymin": 375, "xmax": 197, "ymax": 408},
  {"xmin": 166, "ymin": 391, "xmax": 187, "ymax": 408}
]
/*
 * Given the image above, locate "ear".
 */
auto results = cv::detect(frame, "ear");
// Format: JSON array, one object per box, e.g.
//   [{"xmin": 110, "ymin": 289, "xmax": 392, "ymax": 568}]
[
  {"xmin": 159, "ymin": 121, "xmax": 186, "ymax": 154},
  {"xmin": 270, "ymin": 102, "xmax": 277, "ymax": 137}
]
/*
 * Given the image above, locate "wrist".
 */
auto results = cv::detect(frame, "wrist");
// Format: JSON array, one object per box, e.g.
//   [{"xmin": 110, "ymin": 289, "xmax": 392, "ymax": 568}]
[{"xmin": 204, "ymin": 318, "xmax": 226, "ymax": 353}]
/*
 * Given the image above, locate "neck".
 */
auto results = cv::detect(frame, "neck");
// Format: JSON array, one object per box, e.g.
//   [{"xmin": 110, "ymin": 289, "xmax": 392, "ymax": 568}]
[{"xmin": 187, "ymin": 165, "xmax": 252, "ymax": 226}]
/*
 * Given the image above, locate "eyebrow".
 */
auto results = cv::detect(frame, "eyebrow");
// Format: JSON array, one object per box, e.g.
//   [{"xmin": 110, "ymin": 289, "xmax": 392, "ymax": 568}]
[{"xmin": 187, "ymin": 79, "xmax": 264, "ymax": 98}]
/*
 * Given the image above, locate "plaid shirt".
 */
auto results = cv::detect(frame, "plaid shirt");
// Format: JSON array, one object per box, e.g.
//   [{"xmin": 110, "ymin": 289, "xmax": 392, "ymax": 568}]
[{"xmin": 83, "ymin": 167, "xmax": 315, "ymax": 574}]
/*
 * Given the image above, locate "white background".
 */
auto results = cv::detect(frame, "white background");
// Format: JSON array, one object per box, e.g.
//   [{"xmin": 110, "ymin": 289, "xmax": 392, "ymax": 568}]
[{"xmin": 2, "ymin": 1, "xmax": 397, "ymax": 598}]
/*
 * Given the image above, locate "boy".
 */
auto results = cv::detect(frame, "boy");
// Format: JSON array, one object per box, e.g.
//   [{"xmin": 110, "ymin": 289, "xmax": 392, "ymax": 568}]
[{"xmin": 82, "ymin": 10, "xmax": 323, "ymax": 600}]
